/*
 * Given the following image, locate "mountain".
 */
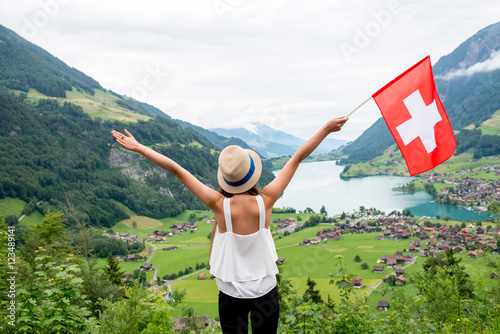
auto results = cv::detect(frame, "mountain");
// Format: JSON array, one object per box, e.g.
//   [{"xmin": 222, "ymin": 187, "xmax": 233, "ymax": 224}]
[
  {"xmin": 340, "ymin": 21, "xmax": 500, "ymax": 165},
  {"xmin": 0, "ymin": 24, "xmax": 275, "ymax": 227},
  {"xmin": 210, "ymin": 122, "xmax": 347, "ymax": 158},
  {"xmin": 0, "ymin": 25, "xmax": 102, "ymax": 97},
  {"xmin": 173, "ymin": 118, "xmax": 253, "ymax": 151}
]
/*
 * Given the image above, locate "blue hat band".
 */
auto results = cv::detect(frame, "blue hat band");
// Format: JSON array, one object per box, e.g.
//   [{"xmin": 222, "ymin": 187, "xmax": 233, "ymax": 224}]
[{"xmin": 223, "ymin": 155, "xmax": 255, "ymax": 187}]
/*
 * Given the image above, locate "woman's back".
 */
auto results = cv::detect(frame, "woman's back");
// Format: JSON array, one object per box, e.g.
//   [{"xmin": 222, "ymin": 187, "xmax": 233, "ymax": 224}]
[{"xmin": 214, "ymin": 193, "xmax": 270, "ymax": 235}]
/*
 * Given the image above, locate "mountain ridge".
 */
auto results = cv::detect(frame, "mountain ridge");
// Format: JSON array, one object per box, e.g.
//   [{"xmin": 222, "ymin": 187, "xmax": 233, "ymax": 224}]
[{"xmin": 210, "ymin": 122, "xmax": 347, "ymax": 158}]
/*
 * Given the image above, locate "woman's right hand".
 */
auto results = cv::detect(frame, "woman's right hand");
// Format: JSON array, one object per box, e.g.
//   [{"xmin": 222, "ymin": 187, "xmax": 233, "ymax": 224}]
[
  {"xmin": 111, "ymin": 129, "xmax": 144, "ymax": 153},
  {"xmin": 325, "ymin": 116, "xmax": 348, "ymax": 133}
]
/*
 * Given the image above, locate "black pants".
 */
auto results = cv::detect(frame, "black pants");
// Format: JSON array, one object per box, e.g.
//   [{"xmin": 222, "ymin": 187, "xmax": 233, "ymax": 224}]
[{"xmin": 218, "ymin": 286, "xmax": 280, "ymax": 334}]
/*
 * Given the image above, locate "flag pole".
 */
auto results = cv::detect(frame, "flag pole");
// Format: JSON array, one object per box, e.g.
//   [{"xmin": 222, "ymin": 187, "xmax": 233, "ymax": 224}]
[{"xmin": 347, "ymin": 96, "xmax": 372, "ymax": 117}]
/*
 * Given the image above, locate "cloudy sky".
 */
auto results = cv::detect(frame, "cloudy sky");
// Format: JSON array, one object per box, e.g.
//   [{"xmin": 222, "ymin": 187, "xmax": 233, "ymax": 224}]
[{"xmin": 1, "ymin": 0, "xmax": 499, "ymax": 141}]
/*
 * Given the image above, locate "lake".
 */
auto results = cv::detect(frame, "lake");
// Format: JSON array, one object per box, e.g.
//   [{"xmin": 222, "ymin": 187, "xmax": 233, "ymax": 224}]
[{"xmin": 273, "ymin": 160, "xmax": 494, "ymax": 221}]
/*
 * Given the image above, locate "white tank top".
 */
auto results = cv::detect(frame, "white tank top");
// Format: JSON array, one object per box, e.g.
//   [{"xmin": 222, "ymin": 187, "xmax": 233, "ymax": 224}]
[{"xmin": 209, "ymin": 195, "xmax": 279, "ymax": 298}]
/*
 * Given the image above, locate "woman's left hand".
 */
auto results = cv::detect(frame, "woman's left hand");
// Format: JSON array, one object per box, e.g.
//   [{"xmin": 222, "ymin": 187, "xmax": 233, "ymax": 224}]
[{"xmin": 111, "ymin": 129, "xmax": 144, "ymax": 153}]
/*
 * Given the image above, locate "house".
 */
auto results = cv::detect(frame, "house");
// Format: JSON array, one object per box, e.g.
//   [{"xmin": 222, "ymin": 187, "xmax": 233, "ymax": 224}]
[
  {"xmin": 310, "ymin": 237, "xmax": 321, "ymax": 244},
  {"xmin": 171, "ymin": 223, "xmax": 186, "ymax": 231},
  {"xmin": 386, "ymin": 258, "xmax": 397, "ymax": 267},
  {"xmin": 172, "ymin": 316, "xmax": 210, "ymax": 331},
  {"xmin": 491, "ymin": 272, "xmax": 499, "ymax": 279},
  {"xmin": 140, "ymin": 263, "xmax": 153, "ymax": 271},
  {"xmin": 467, "ymin": 251, "xmax": 478, "ymax": 258},
  {"xmin": 163, "ymin": 246, "xmax": 178, "ymax": 251},
  {"xmin": 373, "ymin": 266, "xmax": 385, "ymax": 273},
  {"xmin": 127, "ymin": 254, "xmax": 137, "ymax": 262},
  {"xmin": 377, "ymin": 300, "xmax": 389, "ymax": 311},
  {"xmin": 395, "ymin": 267, "xmax": 405, "ymax": 277},
  {"xmin": 154, "ymin": 229, "xmax": 165, "ymax": 236},
  {"xmin": 400, "ymin": 231, "xmax": 412, "ymax": 239},
  {"xmin": 352, "ymin": 277, "xmax": 363, "ymax": 288},
  {"xmin": 376, "ymin": 234, "xmax": 385, "ymax": 240},
  {"xmin": 419, "ymin": 250, "xmax": 428, "ymax": 257},
  {"xmin": 186, "ymin": 222, "xmax": 198, "ymax": 230},
  {"xmin": 395, "ymin": 276, "xmax": 406, "ymax": 285},
  {"xmin": 198, "ymin": 273, "xmax": 205, "ymax": 280},
  {"xmin": 408, "ymin": 244, "xmax": 416, "ymax": 252}
]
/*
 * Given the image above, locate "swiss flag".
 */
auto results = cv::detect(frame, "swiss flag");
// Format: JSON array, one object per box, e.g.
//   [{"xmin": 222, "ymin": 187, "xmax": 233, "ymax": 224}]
[{"xmin": 372, "ymin": 56, "xmax": 457, "ymax": 176}]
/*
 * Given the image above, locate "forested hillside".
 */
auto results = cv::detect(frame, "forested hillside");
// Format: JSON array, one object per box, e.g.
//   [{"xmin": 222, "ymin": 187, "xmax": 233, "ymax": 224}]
[
  {"xmin": 0, "ymin": 25, "xmax": 101, "ymax": 97},
  {"xmin": 0, "ymin": 23, "xmax": 276, "ymax": 228},
  {"xmin": 340, "ymin": 21, "xmax": 500, "ymax": 165}
]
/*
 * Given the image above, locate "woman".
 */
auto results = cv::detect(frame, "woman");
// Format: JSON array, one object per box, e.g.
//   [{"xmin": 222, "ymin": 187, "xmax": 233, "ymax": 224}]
[{"xmin": 111, "ymin": 115, "xmax": 348, "ymax": 333}]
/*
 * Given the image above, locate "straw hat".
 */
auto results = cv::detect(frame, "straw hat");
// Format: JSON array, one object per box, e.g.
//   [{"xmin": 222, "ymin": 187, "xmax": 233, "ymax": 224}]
[{"xmin": 217, "ymin": 145, "xmax": 262, "ymax": 194}]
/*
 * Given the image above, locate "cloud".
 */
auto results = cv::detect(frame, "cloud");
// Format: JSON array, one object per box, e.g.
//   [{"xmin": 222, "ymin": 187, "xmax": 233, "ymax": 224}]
[
  {"xmin": 1, "ymin": 0, "xmax": 500, "ymax": 142},
  {"xmin": 437, "ymin": 50, "xmax": 500, "ymax": 80}
]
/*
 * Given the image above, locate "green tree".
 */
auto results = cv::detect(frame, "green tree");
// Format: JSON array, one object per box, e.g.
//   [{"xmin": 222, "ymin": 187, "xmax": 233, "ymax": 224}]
[
  {"xmin": 4, "ymin": 215, "xmax": 18, "ymax": 226},
  {"xmin": 98, "ymin": 282, "xmax": 175, "ymax": 334},
  {"xmin": 354, "ymin": 255, "xmax": 362, "ymax": 262},
  {"xmin": 360, "ymin": 262, "xmax": 369, "ymax": 270},
  {"xmin": 302, "ymin": 278, "xmax": 323, "ymax": 304},
  {"xmin": 132, "ymin": 220, "xmax": 137, "ymax": 229},
  {"xmin": 104, "ymin": 253, "xmax": 125, "ymax": 286},
  {"xmin": 276, "ymin": 270, "xmax": 297, "ymax": 322},
  {"xmin": 489, "ymin": 199, "xmax": 500, "ymax": 213},
  {"xmin": 138, "ymin": 270, "xmax": 147, "ymax": 286},
  {"xmin": 19, "ymin": 210, "xmax": 70, "ymax": 269},
  {"xmin": 17, "ymin": 250, "xmax": 97, "ymax": 333},
  {"xmin": 320, "ymin": 205, "xmax": 328, "ymax": 215}
]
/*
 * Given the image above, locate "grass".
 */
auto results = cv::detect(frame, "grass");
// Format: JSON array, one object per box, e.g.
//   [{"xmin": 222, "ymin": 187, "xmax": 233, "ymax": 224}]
[
  {"xmin": 18, "ymin": 87, "xmax": 152, "ymax": 123},
  {"xmin": 0, "ymin": 197, "xmax": 44, "ymax": 227},
  {"xmin": 151, "ymin": 244, "xmax": 210, "ymax": 278},
  {"xmin": 170, "ymin": 279, "xmax": 219, "ymax": 318},
  {"xmin": 63, "ymin": 202, "xmax": 499, "ymax": 321},
  {"xmin": 341, "ymin": 145, "xmax": 409, "ymax": 177},
  {"xmin": 465, "ymin": 109, "xmax": 500, "ymax": 136},
  {"xmin": 111, "ymin": 209, "xmax": 215, "ymax": 239},
  {"xmin": 121, "ymin": 216, "xmax": 163, "ymax": 229},
  {"xmin": 0, "ymin": 197, "xmax": 26, "ymax": 217}
]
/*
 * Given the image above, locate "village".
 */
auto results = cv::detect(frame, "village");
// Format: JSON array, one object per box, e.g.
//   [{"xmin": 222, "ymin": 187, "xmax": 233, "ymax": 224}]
[{"xmin": 417, "ymin": 165, "xmax": 500, "ymax": 209}]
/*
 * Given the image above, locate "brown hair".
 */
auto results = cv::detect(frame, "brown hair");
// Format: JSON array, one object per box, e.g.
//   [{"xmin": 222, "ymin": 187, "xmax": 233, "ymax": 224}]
[{"xmin": 209, "ymin": 185, "xmax": 260, "ymax": 257}]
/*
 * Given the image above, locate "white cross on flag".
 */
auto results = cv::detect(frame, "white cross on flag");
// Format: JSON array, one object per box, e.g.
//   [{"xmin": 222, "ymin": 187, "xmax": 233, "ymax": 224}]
[{"xmin": 372, "ymin": 56, "xmax": 456, "ymax": 176}]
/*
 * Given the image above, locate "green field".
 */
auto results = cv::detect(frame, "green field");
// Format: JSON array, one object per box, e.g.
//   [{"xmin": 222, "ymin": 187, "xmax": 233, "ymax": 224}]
[
  {"xmin": 121, "ymin": 216, "xmax": 164, "ymax": 229},
  {"xmin": 0, "ymin": 197, "xmax": 44, "ymax": 227},
  {"xmin": 15, "ymin": 87, "xmax": 152, "ymax": 123},
  {"xmin": 6, "ymin": 195, "xmax": 498, "ymax": 321},
  {"xmin": 111, "ymin": 209, "xmax": 215, "ymax": 239},
  {"xmin": 342, "ymin": 148, "xmax": 500, "ymax": 179},
  {"xmin": 464, "ymin": 109, "xmax": 500, "ymax": 136}
]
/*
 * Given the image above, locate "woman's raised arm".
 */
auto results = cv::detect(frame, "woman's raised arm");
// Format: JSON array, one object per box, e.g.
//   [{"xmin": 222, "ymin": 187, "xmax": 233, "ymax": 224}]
[
  {"xmin": 260, "ymin": 116, "xmax": 348, "ymax": 207},
  {"xmin": 111, "ymin": 129, "xmax": 221, "ymax": 209}
]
